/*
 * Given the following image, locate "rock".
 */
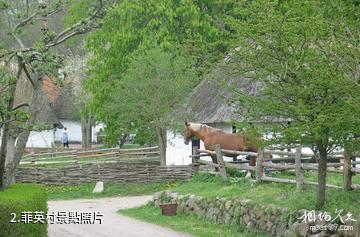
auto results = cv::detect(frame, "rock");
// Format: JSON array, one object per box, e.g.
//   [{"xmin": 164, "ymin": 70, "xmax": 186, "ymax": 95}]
[
  {"xmin": 206, "ymin": 207, "xmax": 218, "ymax": 222},
  {"xmin": 337, "ymin": 229, "xmax": 357, "ymax": 237},
  {"xmin": 291, "ymin": 222, "xmax": 309, "ymax": 237},
  {"xmin": 224, "ymin": 201, "xmax": 232, "ymax": 211},
  {"xmin": 153, "ymin": 191, "xmax": 163, "ymax": 201},
  {"xmin": 284, "ymin": 229, "xmax": 297, "ymax": 237},
  {"xmin": 308, "ymin": 231, "xmax": 328, "ymax": 237},
  {"xmin": 92, "ymin": 181, "xmax": 104, "ymax": 193},
  {"xmin": 243, "ymin": 214, "xmax": 251, "ymax": 224},
  {"xmin": 266, "ymin": 221, "xmax": 274, "ymax": 231},
  {"xmin": 247, "ymin": 221, "xmax": 255, "ymax": 229},
  {"xmin": 224, "ymin": 213, "xmax": 232, "ymax": 224},
  {"xmin": 240, "ymin": 199, "xmax": 251, "ymax": 206},
  {"xmin": 275, "ymin": 223, "xmax": 287, "ymax": 236}
]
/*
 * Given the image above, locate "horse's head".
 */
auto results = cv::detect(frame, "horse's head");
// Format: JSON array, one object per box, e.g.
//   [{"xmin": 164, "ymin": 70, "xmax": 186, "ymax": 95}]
[{"xmin": 183, "ymin": 121, "xmax": 193, "ymax": 145}]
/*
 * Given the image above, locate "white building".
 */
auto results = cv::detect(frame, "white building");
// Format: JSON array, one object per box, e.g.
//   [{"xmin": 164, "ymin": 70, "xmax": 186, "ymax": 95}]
[
  {"xmin": 25, "ymin": 78, "xmax": 98, "ymax": 148},
  {"xmin": 166, "ymin": 77, "xmax": 248, "ymax": 165}
]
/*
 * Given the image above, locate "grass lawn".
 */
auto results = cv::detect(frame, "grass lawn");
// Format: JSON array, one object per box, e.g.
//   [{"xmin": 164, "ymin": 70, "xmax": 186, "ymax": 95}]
[
  {"xmin": 119, "ymin": 202, "xmax": 269, "ymax": 237},
  {"xmin": 45, "ymin": 181, "xmax": 179, "ymax": 200},
  {"xmin": 172, "ymin": 172, "xmax": 360, "ymax": 218}
]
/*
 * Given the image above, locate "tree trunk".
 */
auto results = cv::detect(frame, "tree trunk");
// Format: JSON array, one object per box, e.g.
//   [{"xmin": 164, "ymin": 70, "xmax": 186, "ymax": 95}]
[
  {"xmin": 2, "ymin": 73, "xmax": 47, "ymax": 188},
  {"xmin": 0, "ymin": 122, "xmax": 11, "ymax": 191},
  {"xmin": 81, "ymin": 115, "xmax": 94, "ymax": 149},
  {"xmin": 86, "ymin": 116, "xmax": 92, "ymax": 148},
  {"xmin": 316, "ymin": 147, "xmax": 327, "ymax": 208},
  {"xmin": 3, "ymin": 130, "xmax": 30, "ymax": 188},
  {"xmin": 0, "ymin": 64, "xmax": 18, "ymax": 191},
  {"xmin": 119, "ymin": 134, "xmax": 129, "ymax": 148},
  {"xmin": 81, "ymin": 118, "xmax": 88, "ymax": 148},
  {"xmin": 156, "ymin": 127, "xmax": 167, "ymax": 166},
  {"xmin": 343, "ymin": 146, "xmax": 352, "ymax": 191}
]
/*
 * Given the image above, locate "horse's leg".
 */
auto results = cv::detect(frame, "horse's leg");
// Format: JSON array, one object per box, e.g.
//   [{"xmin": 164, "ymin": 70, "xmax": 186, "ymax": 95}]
[
  {"xmin": 245, "ymin": 155, "xmax": 256, "ymax": 178},
  {"xmin": 210, "ymin": 154, "xmax": 219, "ymax": 172}
]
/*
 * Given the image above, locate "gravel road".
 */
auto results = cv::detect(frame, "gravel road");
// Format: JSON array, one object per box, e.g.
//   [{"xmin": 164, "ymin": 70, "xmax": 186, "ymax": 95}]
[{"xmin": 48, "ymin": 195, "xmax": 192, "ymax": 237}]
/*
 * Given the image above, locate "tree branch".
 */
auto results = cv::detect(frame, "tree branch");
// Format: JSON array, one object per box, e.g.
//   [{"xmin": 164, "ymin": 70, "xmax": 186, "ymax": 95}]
[
  {"xmin": 12, "ymin": 103, "xmax": 29, "ymax": 111},
  {"xmin": 22, "ymin": 62, "xmax": 35, "ymax": 87},
  {"xmin": 14, "ymin": 12, "xmax": 38, "ymax": 32}
]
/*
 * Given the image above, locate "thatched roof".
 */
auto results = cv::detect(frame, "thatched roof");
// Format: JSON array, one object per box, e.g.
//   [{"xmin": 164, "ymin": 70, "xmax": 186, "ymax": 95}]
[
  {"xmin": 13, "ymin": 73, "xmax": 63, "ymax": 128},
  {"xmin": 178, "ymin": 72, "xmax": 259, "ymax": 124},
  {"xmin": 53, "ymin": 83, "xmax": 79, "ymax": 120}
]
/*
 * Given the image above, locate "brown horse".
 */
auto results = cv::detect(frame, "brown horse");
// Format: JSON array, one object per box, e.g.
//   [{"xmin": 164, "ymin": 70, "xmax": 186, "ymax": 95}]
[{"xmin": 183, "ymin": 122, "xmax": 259, "ymax": 169}]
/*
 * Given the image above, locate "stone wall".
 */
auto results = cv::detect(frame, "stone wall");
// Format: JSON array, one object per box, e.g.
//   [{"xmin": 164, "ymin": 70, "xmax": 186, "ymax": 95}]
[
  {"xmin": 153, "ymin": 191, "xmax": 359, "ymax": 237},
  {"xmin": 16, "ymin": 163, "xmax": 197, "ymax": 185}
]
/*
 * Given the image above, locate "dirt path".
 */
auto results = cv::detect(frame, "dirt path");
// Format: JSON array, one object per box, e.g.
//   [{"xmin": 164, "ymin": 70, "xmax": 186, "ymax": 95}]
[{"xmin": 48, "ymin": 195, "xmax": 192, "ymax": 237}]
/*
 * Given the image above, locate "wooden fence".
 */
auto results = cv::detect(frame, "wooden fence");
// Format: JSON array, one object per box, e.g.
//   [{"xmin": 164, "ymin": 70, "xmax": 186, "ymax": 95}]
[
  {"xmin": 16, "ymin": 163, "xmax": 196, "ymax": 185},
  {"xmin": 191, "ymin": 144, "xmax": 360, "ymax": 190},
  {"xmin": 20, "ymin": 146, "xmax": 160, "ymax": 166}
]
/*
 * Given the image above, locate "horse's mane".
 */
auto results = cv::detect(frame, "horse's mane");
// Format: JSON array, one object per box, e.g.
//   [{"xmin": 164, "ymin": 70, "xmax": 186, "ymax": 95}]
[{"xmin": 189, "ymin": 123, "xmax": 222, "ymax": 133}]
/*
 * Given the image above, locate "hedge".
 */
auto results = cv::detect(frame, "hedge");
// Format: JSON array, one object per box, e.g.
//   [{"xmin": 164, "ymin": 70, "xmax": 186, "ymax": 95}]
[{"xmin": 0, "ymin": 184, "xmax": 47, "ymax": 237}]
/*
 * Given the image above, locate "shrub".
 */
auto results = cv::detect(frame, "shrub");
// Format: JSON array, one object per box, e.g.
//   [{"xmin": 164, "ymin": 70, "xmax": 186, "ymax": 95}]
[{"xmin": 0, "ymin": 184, "xmax": 48, "ymax": 237}]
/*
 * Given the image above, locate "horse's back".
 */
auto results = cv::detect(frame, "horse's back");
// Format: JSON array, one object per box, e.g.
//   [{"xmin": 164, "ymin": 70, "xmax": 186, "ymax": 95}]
[{"xmin": 204, "ymin": 132, "xmax": 247, "ymax": 151}]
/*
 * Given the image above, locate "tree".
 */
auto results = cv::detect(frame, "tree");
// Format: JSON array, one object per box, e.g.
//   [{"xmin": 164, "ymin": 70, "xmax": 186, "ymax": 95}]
[
  {"xmin": 63, "ymin": 55, "xmax": 95, "ymax": 148},
  {"xmin": 82, "ymin": 0, "xmax": 240, "ymax": 147},
  {"xmin": 226, "ymin": 0, "xmax": 359, "ymax": 208},
  {"xmin": 103, "ymin": 47, "xmax": 198, "ymax": 165},
  {"xmin": 0, "ymin": 0, "xmax": 114, "ymax": 190}
]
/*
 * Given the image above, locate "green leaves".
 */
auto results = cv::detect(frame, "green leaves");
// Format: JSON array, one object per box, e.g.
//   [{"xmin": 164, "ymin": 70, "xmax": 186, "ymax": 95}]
[
  {"xmin": 82, "ymin": 0, "xmax": 242, "ymax": 143},
  {"xmin": 229, "ymin": 0, "xmax": 360, "ymax": 150},
  {"xmin": 0, "ymin": 0, "xmax": 9, "ymax": 10},
  {"xmin": 99, "ymin": 47, "xmax": 198, "ymax": 145}
]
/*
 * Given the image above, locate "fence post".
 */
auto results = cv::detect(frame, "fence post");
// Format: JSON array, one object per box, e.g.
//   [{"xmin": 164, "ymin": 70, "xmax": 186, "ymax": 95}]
[
  {"xmin": 72, "ymin": 151, "xmax": 78, "ymax": 164},
  {"xmin": 191, "ymin": 148, "xmax": 200, "ymax": 173},
  {"xmin": 295, "ymin": 146, "xmax": 304, "ymax": 190},
  {"xmin": 256, "ymin": 148, "xmax": 264, "ymax": 182},
  {"xmin": 215, "ymin": 144, "xmax": 227, "ymax": 179},
  {"xmin": 31, "ymin": 153, "xmax": 36, "ymax": 166},
  {"xmin": 343, "ymin": 146, "xmax": 352, "ymax": 191}
]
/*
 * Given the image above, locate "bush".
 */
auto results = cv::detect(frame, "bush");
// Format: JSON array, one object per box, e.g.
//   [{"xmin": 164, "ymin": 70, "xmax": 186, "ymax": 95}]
[{"xmin": 0, "ymin": 184, "xmax": 48, "ymax": 237}]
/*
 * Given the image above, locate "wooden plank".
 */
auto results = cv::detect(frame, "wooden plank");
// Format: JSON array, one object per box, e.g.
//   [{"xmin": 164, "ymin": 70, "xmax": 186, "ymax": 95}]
[
  {"xmin": 215, "ymin": 144, "xmax": 227, "ymax": 179},
  {"xmin": 295, "ymin": 146, "xmax": 304, "ymax": 190},
  {"xmin": 198, "ymin": 149, "xmax": 216, "ymax": 155},
  {"xmin": 197, "ymin": 159, "xmax": 220, "ymax": 168},
  {"xmin": 262, "ymin": 163, "xmax": 294, "ymax": 170},
  {"xmin": 256, "ymin": 148, "xmax": 264, "ymax": 182},
  {"xmin": 220, "ymin": 149, "xmax": 258, "ymax": 156},
  {"xmin": 224, "ymin": 162, "xmax": 256, "ymax": 171},
  {"xmin": 261, "ymin": 176, "xmax": 342, "ymax": 189}
]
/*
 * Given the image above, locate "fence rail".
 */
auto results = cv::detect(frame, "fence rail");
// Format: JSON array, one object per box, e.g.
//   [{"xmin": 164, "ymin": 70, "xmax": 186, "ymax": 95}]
[
  {"xmin": 192, "ymin": 145, "xmax": 360, "ymax": 190},
  {"xmin": 20, "ymin": 146, "xmax": 160, "ymax": 166},
  {"xmin": 16, "ymin": 163, "xmax": 196, "ymax": 185}
]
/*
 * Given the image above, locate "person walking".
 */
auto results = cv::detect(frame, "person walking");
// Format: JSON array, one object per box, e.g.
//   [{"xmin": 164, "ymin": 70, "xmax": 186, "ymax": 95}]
[{"xmin": 62, "ymin": 127, "xmax": 69, "ymax": 148}]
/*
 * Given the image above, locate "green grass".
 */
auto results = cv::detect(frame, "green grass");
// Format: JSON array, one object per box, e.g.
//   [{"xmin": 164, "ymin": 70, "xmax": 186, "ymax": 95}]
[
  {"xmin": 45, "ymin": 181, "xmax": 179, "ymax": 200},
  {"xmin": 119, "ymin": 202, "xmax": 269, "ymax": 237},
  {"xmin": 0, "ymin": 184, "xmax": 47, "ymax": 237},
  {"xmin": 171, "ymin": 172, "xmax": 360, "ymax": 217},
  {"xmin": 266, "ymin": 169, "xmax": 360, "ymax": 187},
  {"xmin": 121, "ymin": 144, "xmax": 143, "ymax": 149}
]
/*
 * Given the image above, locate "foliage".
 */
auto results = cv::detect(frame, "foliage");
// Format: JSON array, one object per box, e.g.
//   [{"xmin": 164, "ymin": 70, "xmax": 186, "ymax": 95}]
[
  {"xmin": 227, "ymin": 0, "xmax": 360, "ymax": 151},
  {"xmin": 0, "ymin": 184, "xmax": 47, "ymax": 237},
  {"xmin": 119, "ymin": 202, "xmax": 268, "ymax": 237},
  {"xmin": 99, "ymin": 47, "xmax": 198, "ymax": 145},
  {"xmin": 0, "ymin": 0, "xmax": 114, "ymax": 190},
  {"xmin": 0, "ymin": 66, "xmax": 28, "ymax": 127},
  {"xmin": 159, "ymin": 192, "xmax": 173, "ymax": 204},
  {"xmin": 222, "ymin": 0, "xmax": 359, "ymax": 207},
  {"xmin": 83, "ymin": 0, "xmax": 242, "ymax": 143}
]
